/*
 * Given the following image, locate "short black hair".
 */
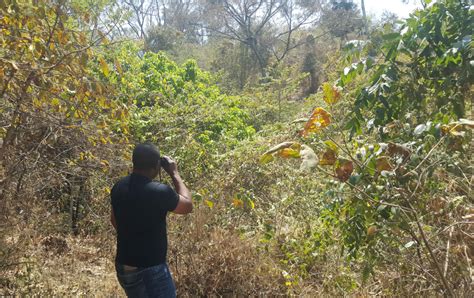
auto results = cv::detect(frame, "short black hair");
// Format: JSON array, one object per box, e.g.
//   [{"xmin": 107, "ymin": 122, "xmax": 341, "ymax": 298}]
[{"xmin": 132, "ymin": 143, "xmax": 160, "ymax": 170}]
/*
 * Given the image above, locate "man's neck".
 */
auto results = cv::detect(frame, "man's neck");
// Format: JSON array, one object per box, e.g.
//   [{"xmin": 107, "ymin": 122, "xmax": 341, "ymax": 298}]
[{"xmin": 132, "ymin": 169, "xmax": 154, "ymax": 180}]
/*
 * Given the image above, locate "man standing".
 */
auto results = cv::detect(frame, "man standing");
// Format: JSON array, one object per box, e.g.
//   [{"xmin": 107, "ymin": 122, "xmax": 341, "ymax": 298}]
[{"xmin": 110, "ymin": 143, "xmax": 192, "ymax": 297}]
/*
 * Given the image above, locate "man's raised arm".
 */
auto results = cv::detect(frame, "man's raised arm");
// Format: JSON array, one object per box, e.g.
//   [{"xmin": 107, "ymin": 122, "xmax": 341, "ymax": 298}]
[{"xmin": 161, "ymin": 156, "xmax": 192, "ymax": 214}]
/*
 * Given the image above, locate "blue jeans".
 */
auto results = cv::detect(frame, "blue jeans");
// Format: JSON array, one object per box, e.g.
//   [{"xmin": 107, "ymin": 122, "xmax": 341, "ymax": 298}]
[{"xmin": 116, "ymin": 263, "xmax": 176, "ymax": 298}]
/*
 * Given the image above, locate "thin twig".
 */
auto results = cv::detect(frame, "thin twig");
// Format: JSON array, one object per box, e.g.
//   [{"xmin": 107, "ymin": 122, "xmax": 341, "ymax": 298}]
[{"xmin": 443, "ymin": 225, "xmax": 454, "ymax": 278}]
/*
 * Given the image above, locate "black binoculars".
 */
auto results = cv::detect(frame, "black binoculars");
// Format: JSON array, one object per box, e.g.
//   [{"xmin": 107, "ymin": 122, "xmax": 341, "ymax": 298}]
[{"xmin": 160, "ymin": 157, "xmax": 169, "ymax": 167}]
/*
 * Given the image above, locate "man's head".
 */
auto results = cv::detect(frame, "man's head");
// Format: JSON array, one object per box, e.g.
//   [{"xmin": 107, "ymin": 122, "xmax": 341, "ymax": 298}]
[{"xmin": 132, "ymin": 142, "xmax": 161, "ymax": 178}]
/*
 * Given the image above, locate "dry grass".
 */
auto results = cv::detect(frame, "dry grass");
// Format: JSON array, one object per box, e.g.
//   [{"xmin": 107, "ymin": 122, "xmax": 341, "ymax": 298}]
[{"xmin": 1, "ymin": 226, "xmax": 123, "ymax": 296}]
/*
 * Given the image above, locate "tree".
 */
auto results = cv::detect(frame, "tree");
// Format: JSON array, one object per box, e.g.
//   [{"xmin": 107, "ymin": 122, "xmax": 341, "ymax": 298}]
[
  {"xmin": 112, "ymin": 0, "xmax": 200, "ymax": 40},
  {"xmin": 0, "ymin": 0, "xmax": 128, "ymax": 234},
  {"xmin": 321, "ymin": 0, "xmax": 364, "ymax": 42},
  {"xmin": 204, "ymin": 0, "xmax": 321, "ymax": 78}
]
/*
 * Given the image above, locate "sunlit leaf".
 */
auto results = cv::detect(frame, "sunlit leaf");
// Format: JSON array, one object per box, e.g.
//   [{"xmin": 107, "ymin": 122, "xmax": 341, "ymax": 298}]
[
  {"xmin": 115, "ymin": 58, "xmax": 123, "ymax": 75},
  {"xmin": 51, "ymin": 98, "xmax": 60, "ymax": 106},
  {"xmin": 335, "ymin": 159, "xmax": 353, "ymax": 182},
  {"xmin": 264, "ymin": 142, "xmax": 296, "ymax": 155},
  {"xmin": 442, "ymin": 119, "xmax": 474, "ymax": 136},
  {"xmin": 367, "ymin": 226, "xmax": 377, "ymax": 236},
  {"xmin": 204, "ymin": 199, "xmax": 214, "ymax": 209},
  {"xmin": 260, "ymin": 153, "xmax": 274, "ymax": 164},
  {"xmin": 322, "ymin": 82, "xmax": 341, "ymax": 105},
  {"xmin": 248, "ymin": 199, "xmax": 255, "ymax": 209},
  {"xmin": 319, "ymin": 148, "xmax": 337, "ymax": 166},
  {"xmin": 263, "ymin": 142, "xmax": 301, "ymax": 160},
  {"xmin": 324, "ymin": 140, "xmax": 339, "ymax": 152},
  {"xmin": 413, "ymin": 124, "xmax": 427, "ymax": 135},
  {"xmin": 232, "ymin": 198, "xmax": 244, "ymax": 208},
  {"xmin": 301, "ymin": 108, "xmax": 331, "ymax": 136},
  {"xmin": 57, "ymin": 30, "xmax": 68, "ymax": 44},
  {"xmin": 458, "ymin": 118, "xmax": 474, "ymax": 128},
  {"xmin": 99, "ymin": 57, "xmax": 109, "ymax": 77},
  {"xmin": 278, "ymin": 148, "xmax": 300, "ymax": 158}
]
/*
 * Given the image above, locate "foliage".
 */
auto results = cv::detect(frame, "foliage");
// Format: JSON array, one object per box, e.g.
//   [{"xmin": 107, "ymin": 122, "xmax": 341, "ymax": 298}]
[
  {"xmin": 1, "ymin": 0, "xmax": 472, "ymax": 296},
  {"xmin": 98, "ymin": 42, "xmax": 257, "ymax": 182},
  {"xmin": 341, "ymin": 0, "xmax": 473, "ymax": 133},
  {"xmin": 0, "ymin": 0, "xmax": 129, "ymax": 236},
  {"xmin": 262, "ymin": 0, "xmax": 473, "ymax": 295}
]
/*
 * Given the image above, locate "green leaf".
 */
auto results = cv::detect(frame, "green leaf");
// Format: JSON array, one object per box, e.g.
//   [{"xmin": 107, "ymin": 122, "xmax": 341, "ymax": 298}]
[
  {"xmin": 260, "ymin": 153, "xmax": 274, "ymax": 164},
  {"xmin": 382, "ymin": 32, "xmax": 401, "ymax": 41},
  {"xmin": 324, "ymin": 140, "xmax": 339, "ymax": 152}
]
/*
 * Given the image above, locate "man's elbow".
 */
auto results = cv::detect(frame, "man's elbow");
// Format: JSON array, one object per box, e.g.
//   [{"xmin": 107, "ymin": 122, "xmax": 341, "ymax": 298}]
[
  {"xmin": 173, "ymin": 199, "xmax": 193, "ymax": 214},
  {"xmin": 181, "ymin": 201, "xmax": 193, "ymax": 214}
]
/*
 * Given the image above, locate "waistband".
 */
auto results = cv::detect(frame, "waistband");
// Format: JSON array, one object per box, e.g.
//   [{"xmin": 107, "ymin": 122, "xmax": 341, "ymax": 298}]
[{"xmin": 115, "ymin": 262, "xmax": 168, "ymax": 274}]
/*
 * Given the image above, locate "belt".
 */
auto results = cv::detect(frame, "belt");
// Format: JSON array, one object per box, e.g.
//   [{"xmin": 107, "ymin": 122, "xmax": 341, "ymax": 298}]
[
  {"xmin": 116, "ymin": 262, "xmax": 140, "ymax": 273},
  {"xmin": 123, "ymin": 264, "xmax": 138, "ymax": 272}
]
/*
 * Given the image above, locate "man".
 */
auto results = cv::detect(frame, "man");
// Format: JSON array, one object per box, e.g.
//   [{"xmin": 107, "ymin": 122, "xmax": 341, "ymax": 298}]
[{"xmin": 110, "ymin": 143, "xmax": 192, "ymax": 297}]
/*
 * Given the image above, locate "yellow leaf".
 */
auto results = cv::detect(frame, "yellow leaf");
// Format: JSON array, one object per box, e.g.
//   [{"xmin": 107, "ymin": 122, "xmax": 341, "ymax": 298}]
[
  {"xmin": 260, "ymin": 153, "xmax": 274, "ymax": 164},
  {"xmin": 301, "ymin": 107, "xmax": 331, "ymax": 136},
  {"xmin": 115, "ymin": 58, "xmax": 123, "ymax": 75},
  {"xmin": 57, "ymin": 30, "xmax": 68, "ymax": 44},
  {"xmin": 248, "ymin": 199, "xmax": 255, "ymax": 209},
  {"xmin": 101, "ymin": 160, "xmax": 109, "ymax": 172},
  {"xmin": 33, "ymin": 98, "xmax": 41, "ymax": 108},
  {"xmin": 264, "ymin": 142, "xmax": 296, "ymax": 155},
  {"xmin": 204, "ymin": 199, "xmax": 214, "ymax": 209},
  {"xmin": 278, "ymin": 148, "xmax": 300, "ymax": 158},
  {"xmin": 99, "ymin": 57, "xmax": 109, "ymax": 77},
  {"xmin": 232, "ymin": 198, "xmax": 244, "ymax": 208},
  {"xmin": 51, "ymin": 98, "xmax": 60, "ymax": 106},
  {"xmin": 322, "ymin": 82, "xmax": 341, "ymax": 105}
]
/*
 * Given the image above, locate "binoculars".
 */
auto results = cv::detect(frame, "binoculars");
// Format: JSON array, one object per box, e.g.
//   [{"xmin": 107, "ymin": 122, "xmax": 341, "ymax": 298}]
[{"xmin": 160, "ymin": 157, "xmax": 169, "ymax": 167}]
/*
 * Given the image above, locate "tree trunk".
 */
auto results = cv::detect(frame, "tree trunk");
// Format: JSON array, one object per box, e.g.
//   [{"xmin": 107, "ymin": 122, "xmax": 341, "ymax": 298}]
[{"xmin": 361, "ymin": 0, "xmax": 367, "ymax": 34}]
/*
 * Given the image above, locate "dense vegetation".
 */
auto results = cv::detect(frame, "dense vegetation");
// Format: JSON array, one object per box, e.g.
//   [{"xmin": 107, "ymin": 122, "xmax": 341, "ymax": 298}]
[{"xmin": 1, "ymin": 0, "xmax": 472, "ymax": 296}]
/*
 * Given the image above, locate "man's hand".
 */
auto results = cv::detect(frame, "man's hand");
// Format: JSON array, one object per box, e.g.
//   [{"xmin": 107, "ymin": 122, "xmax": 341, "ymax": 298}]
[
  {"xmin": 161, "ymin": 156, "xmax": 178, "ymax": 177},
  {"xmin": 161, "ymin": 156, "xmax": 193, "ymax": 214}
]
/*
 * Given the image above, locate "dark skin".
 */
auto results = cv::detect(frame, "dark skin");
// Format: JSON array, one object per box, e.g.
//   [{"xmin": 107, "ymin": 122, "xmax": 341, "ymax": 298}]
[{"xmin": 111, "ymin": 155, "xmax": 192, "ymax": 230}]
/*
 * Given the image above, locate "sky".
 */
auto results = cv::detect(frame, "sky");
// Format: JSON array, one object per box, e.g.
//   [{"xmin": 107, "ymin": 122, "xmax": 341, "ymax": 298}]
[{"xmin": 363, "ymin": 0, "xmax": 423, "ymax": 19}]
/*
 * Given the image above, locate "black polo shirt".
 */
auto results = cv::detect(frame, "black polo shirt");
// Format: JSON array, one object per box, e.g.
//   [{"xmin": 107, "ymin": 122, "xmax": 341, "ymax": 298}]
[{"xmin": 111, "ymin": 173, "xmax": 179, "ymax": 267}]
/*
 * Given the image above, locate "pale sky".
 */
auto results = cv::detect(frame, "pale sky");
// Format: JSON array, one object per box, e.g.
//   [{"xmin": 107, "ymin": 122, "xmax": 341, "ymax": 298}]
[{"xmin": 363, "ymin": 0, "xmax": 423, "ymax": 19}]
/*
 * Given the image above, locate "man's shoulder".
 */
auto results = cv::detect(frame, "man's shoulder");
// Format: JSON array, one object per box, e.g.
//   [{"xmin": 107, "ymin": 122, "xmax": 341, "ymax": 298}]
[
  {"xmin": 111, "ymin": 175, "xmax": 131, "ymax": 195},
  {"xmin": 146, "ymin": 181, "xmax": 174, "ymax": 193},
  {"xmin": 113, "ymin": 175, "xmax": 131, "ymax": 187}
]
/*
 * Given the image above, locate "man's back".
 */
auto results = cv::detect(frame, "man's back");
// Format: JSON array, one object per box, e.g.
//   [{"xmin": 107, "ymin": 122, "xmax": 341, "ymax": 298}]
[
  {"xmin": 111, "ymin": 173, "xmax": 179, "ymax": 267},
  {"xmin": 111, "ymin": 143, "xmax": 192, "ymax": 297}
]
